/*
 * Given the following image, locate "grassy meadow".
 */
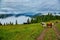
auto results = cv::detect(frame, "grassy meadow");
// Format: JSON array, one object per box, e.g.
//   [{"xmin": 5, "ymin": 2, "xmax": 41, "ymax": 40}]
[
  {"xmin": 0, "ymin": 20, "xmax": 60, "ymax": 40},
  {"xmin": 0, "ymin": 23, "xmax": 44, "ymax": 40}
]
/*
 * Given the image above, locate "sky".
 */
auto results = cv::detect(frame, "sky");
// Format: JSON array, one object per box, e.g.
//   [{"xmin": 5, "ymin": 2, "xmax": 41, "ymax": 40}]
[{"xmin": 0, "ymin": 0, "xmax": 60, "ymax": 14}]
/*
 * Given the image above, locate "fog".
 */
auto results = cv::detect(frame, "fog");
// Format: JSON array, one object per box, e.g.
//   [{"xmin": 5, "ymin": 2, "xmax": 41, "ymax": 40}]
[{"xmin": 0, "ymin": 16, "xmax": 31, "ymax": 25}]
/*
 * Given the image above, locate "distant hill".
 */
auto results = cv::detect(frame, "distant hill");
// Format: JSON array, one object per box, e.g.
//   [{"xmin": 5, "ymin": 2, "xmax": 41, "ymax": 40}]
[
  {"xmin": 0, "ymin": 14, "xmax": 14, "ymax": 18},
  {"xmin": 0, "ymin": 13, "xmax": 37, "ymax": 18},
  {"xmin": 15, "ymin": 13, "xmax": 36, "ymax": 17},
  {"xmin": 0, "ymin": 12, "xmax": 60, "ymax": 18}
]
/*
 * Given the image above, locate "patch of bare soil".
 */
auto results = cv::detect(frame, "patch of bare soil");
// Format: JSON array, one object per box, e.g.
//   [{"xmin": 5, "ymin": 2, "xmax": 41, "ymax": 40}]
[{"xmin": 37, "ymin": 28, "xmax": 49, "ymax": 40}]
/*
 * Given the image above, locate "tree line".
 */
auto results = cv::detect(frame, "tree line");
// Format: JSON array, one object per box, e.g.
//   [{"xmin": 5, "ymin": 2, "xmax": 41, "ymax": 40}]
[
  {"xmin": 0, "ymin": 20, "xmax": 18, "ymax": 26},
  {"xmin": 26, "ymin": 13, "xmax": 60, "ymax": 24}
]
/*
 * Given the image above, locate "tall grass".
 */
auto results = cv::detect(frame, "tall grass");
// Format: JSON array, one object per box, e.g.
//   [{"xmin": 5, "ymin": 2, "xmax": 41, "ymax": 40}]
[
  {"xmin": 56, "ymin": 23, "xmax": 60, "ymax": 31},
  {"xmin": 0, "ymin": 23, "xmax": 44, "ymax": 40}
]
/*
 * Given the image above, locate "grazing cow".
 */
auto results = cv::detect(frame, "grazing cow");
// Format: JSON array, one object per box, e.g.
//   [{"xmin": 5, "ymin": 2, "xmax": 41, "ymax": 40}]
[
  {"xmin": 52, "ymin": 23, "xmax": 54, "ymax": 26},
  {"xmin": 47, "ymin": 22, "xmax": 54, "ymax": 28},
  {"xmin": 55, "ymin": 21, "xmax": 58, "ymax": 23},
  {"xmin": 41, "ymin": 22, "xmax": 55, "ymax": 28},
  {"xmin": 41, "ymin": 22, "xmax": 46, "ymax": 28},
  {"xmin": 23, "ymin": 23, "xmax": 28, "ymax": 24}
]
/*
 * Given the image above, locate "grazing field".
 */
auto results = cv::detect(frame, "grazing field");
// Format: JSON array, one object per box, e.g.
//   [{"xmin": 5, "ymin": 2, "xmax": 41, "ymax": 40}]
[
  {"xmin": 0, "ymin": 21, "xmax": 60, "ymax": 40},
  {"xmin": 0, "ymin": 23, "xmax": 44, "ymax": 40}
]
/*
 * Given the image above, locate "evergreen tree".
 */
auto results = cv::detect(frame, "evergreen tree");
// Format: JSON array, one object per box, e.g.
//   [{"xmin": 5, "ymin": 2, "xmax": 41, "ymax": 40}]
[
  {"xmin": 0, "ymin": 22, "xmax": 2, "ymax": 25},
  {"xmin": 27, "ymin": 18, "xmax": 30, "ymax": 24},
  {"xmin": 10, "ymin": 21, "xmax": 12, "ymax": 25},
  {"xmin": 10, "ymin": 22, "xmax": 13, "ymax": 25},
  {"xmin": 16, "ymin": 20, "xmax": 18, "ymax": 25},
  {"xmin": 31, "ymin": 18, "xmax": 36, "ymax": 23},
  {"xmin": 4, "ymin": 23, "xmax": 5, "ymax": 26}
]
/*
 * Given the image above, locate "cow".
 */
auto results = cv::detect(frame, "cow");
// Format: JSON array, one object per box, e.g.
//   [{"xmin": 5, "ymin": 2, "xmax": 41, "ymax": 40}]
[
  {"xmin": 47, "ymin": 23, "xmax": 52, "ymax": 28},
  {"xmin": 41, "ymin": 22, "xmax": 54, "ymax": 28},
  {"xmin": 23, "ymin": 23, "xmax": 28, "ymax": 24},
  {"xmin": 47, "ymin": 22, "xmax": 54, "ymax": 28},
  {"xmin": 41, "ymin": 22, "xmax": 46, "ymax": 28}
]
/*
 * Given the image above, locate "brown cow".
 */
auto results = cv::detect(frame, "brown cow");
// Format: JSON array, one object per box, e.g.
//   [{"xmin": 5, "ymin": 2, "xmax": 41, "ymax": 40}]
[{"xmin": 47, "ymin": 22, "xmax": 53, "ymax": 28}]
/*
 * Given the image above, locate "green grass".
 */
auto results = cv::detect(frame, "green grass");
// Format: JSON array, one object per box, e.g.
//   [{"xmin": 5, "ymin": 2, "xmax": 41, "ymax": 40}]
[
  {"xmin": 0, "ymin": 23, "xmax": 44, "ymax": 40},
  {"xmin": 56, "ymin": 23, "xmax": 60, "ymax": 31},
  {"xmin": 44, "ymin": 28, "xmax": 57, "ymax": 40}
]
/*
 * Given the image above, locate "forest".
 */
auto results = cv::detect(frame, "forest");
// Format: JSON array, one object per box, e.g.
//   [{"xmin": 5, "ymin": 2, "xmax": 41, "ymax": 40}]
[{"xmin": 27, "ymin": 13, "xmax": 60, "ymax": 24}]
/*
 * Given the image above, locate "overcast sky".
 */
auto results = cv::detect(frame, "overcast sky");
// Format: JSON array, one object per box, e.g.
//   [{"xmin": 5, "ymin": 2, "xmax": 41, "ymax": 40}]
[{"xmin": 0, "ymin": 0, "xmax": 60, "ymax": 14}]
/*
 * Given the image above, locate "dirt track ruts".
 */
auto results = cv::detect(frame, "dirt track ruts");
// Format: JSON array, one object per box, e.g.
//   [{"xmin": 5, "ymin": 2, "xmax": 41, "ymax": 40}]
[{"xmin": 37, "ymin": 28, "xmax": 49, "ymax": 40}]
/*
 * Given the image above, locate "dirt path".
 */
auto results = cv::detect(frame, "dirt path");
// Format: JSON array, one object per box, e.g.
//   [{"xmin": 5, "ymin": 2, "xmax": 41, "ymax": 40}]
[{"xmin": 37, "ymin": 28, "xmax": 49, "ymax": 40}]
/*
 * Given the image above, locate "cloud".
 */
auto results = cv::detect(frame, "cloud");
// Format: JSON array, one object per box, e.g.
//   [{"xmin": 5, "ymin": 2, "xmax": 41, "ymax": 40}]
[{"xmin": 0, "ymin": 0, "xmax": 60, "ymax": 14}]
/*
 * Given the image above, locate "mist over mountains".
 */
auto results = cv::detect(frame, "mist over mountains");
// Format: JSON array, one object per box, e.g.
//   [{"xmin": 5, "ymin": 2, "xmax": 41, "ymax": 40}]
[{"xmin": 0, "ymin": 0, "xmax": 60, "ymax": 18}]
